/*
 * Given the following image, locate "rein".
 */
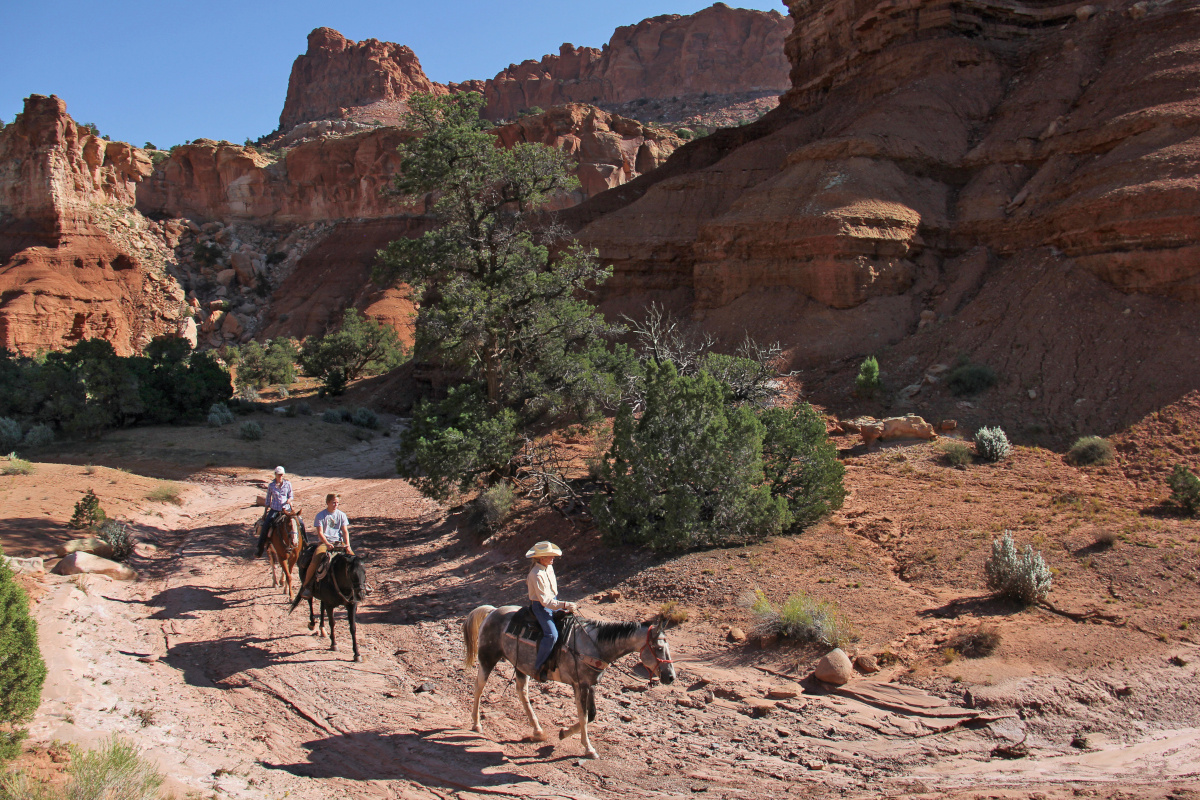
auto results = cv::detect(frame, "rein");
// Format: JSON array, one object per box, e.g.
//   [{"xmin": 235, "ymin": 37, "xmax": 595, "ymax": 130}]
[{"xmin": 640, "ymin": 627, "xmax": 673, "ymax": 678}]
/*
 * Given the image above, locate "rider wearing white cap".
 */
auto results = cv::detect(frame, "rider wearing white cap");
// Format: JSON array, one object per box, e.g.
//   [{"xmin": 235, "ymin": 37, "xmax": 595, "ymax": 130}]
[
  {"xmin": 255, "ymin": 466, "xmax": 293, "ymax": 558},
  {"xmin": 526, "ymin": 541, "xmax": 578, "ymax": 681}
]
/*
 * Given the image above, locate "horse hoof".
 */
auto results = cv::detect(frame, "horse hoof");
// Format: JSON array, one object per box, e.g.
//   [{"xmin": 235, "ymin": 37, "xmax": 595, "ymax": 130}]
[
  {"xmin": 558, "ymin": 729, "xmax": 570, "ymax": 741},
  {"xmin": 582, "ymin": 749, "xmax": 599, "ymax": 760},
  {"xmin": 307, "ymin": 622, "xmax": 316, "ymax": 631},
  {"xmin": 329, "ymin": 644, "xmax": 338, "ymax": 652},
  {"xmin": 531, "ymin": 730, "xmax": 547, "ymax": 743},
  {"xmin": 353, "ymin": 654, "xmax": 362, "ymax": 663}
]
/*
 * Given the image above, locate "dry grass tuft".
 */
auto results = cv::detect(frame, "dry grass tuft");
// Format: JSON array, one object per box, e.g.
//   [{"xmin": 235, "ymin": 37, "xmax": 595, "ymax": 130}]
[{"xmin": 948, "ymin": 624, "xmax": 1001, "ymax": 658}]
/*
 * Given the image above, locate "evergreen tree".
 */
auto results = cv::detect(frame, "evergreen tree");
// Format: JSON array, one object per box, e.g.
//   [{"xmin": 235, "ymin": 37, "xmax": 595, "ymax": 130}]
[
  {"xmin": 759, "ymin": 401, "xmax": 846, "ymax": 529},
  {"xmin": 592, "ymin": 361, "xmax": 787, "ymax": 550},
  {"xmin": 299, "ymin": 309, "xmax": 406, "ymax": 395},
  {"xmin": 374, "ymin": 92, "xmax": 617, "ymax": 415},
  {"xmin": 0, "ymin": 546, "xmax": 47, "ymax": 762}
]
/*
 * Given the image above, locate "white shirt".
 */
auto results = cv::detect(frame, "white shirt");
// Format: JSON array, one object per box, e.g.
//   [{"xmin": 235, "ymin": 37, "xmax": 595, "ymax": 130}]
[{"xmin": 527, "ymin": 563, "xmax": 568, "ymax": 610}]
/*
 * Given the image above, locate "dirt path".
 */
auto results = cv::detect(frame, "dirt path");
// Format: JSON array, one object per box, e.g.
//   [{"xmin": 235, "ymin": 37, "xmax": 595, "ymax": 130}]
[{"xmin": 19, "ymin": 429, "xmax": 1200, "ymax": 799}]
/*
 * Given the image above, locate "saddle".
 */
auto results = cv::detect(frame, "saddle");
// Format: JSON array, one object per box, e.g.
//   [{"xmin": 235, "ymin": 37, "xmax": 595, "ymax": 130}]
[
  {"xmin": 298, "ymin": 545, "xmax": 346, "ymax": 583},
  {"xmin": 504, "ymin": 607, "xmax": 574, "ymax": 672}
]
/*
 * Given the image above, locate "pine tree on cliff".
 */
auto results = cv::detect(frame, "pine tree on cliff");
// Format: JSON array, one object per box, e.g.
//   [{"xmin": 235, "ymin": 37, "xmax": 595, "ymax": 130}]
[
  {"xmin": 374, "ymin": 92, "xmax": 617, "ymax": 411},
  {"xmin": 0, "ymin": 546, "xmax": 47, "ymax": 762}
]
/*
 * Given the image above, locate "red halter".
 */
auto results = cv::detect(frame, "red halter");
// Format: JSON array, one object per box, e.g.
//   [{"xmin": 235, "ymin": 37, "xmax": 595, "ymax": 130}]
[{"xmin": 640, "ymin": 627, "xmax": 673, "ymax": 677}]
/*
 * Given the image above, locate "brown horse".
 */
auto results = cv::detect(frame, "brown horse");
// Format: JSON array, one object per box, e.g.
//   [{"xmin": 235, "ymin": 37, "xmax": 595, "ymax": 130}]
[{"xmin": 259, "ymin": 508, "xmax": 303, "ymax": 597}]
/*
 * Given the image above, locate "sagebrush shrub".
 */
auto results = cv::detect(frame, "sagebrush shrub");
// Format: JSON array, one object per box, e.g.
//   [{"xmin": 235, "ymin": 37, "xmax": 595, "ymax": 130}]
[
  {"xmin": 0, "ymin": 418, "xmax": 21, "ymax": 452},
  {"xmin": 207, "ymin": 403, "xmax": 234, "ymax": 427},
  {"xmin": 238, "ymin": 421, "xmax": 264, "ymax": 441},
  {"xmin": 1067, "ymin": 436, "xmax": 1114, "ymax": 466},
  {"xmin": 748, "ymin": 589, "xmax": 857, "ymax": 648},
  {"xmin": 477, "ymin": 481, "xmax": 515, "ymax": 531},
  {"xmin": 974, "ymin": 426, "xmax": 1011, "ymax": 462},
  {"xmin": 1168, "ymin": 464, "xmax": 1200, "ymax": 515},
  {"xmin": 1, "ymin": 454, "xmax": 33, "ymax": 476},
  {"xmin": 351, "ymin": 407, "xmax": 379, "ymax": 429},
  {"xmin": 322, "ymin": 408, "xmax": 342, "ymax": 424},
  {"xmin": 985, "ymin": 531, "xmax": 1051, "ymax": 605},
  {"xmin": 66, "ymin": 735, "xmax": 164, "ymax": 800},
  {"xmin": 0, "ymin": 547, "xmax": 46, "ymax": 763},
  {"xmin": 97, "ymin": 520, "xmax": 133, "ymax": 562},
  {"xmin": 295, "ymin": 401, "xmax": 312, "ymax": 416},
  {"xmin": 21, "ymin": 425, "xmax": 53, "ymax": 449}
]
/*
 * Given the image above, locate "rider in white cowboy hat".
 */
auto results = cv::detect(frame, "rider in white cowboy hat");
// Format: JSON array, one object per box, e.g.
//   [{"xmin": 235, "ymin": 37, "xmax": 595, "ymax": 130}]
[
  {"xmin": 255, "ymin": 466, "xmax": 293, "ymax": 558},
  {"xmin": 526, "ymin": 541, "xmax": 579, "ymax": 681}
]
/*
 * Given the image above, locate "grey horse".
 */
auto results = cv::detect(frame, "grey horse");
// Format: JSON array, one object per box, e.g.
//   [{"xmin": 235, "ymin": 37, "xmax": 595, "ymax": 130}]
[{"xmin": 463, "ymin": 604, "xmax": 677, "ymax": 758}]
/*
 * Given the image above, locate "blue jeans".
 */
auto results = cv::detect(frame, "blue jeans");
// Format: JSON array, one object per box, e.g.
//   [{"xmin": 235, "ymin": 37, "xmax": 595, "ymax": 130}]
[{"xmin": 531, "ymin": 602, "xmax": 557, "ymax": 674}]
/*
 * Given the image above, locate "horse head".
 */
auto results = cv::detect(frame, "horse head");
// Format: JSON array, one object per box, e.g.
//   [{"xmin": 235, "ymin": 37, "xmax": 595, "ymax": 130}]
[
  {"xmin": 639, "ymin": 615, "xmax": 678, "ymax": 685},
  {"xmin": 333, "ymin": 554, "xmax": 371, "ymax": 604}
]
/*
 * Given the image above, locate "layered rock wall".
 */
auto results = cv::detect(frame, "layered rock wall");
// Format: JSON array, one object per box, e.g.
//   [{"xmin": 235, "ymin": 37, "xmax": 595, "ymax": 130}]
[{"xmin": 466, "ymin": 4, "xmax": 791, "ymax": 120}]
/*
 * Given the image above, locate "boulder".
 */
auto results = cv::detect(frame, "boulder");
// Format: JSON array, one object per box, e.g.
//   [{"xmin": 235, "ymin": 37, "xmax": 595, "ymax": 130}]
[
  {"xmin": 860, "ymin": 415, "xmax": 938, "ymax": 447},
  {"xmin": 854, "ymin": 654, "xmax": 880, "ymax": 674},
  {"xmin": 230, "ymin": 251, "xmax": 258, "ymax": 284},
  {"xmin": 813, "ymin": 648, "xmax": 854, "ymax": 685},
  {"xmin": 178, "ymin": 316, "xmax": 198, "ymax": 349},
  {"xmin": 53, "ymin": 552, "xmax": 137, "ymax": 581},
  {"xmin": 220, "ymin": 311, "xmax": 244, "ymax": 337},
  {"xmin": 54, "ymin": 537, "xmax": 115, "ymax": 559},
  {"xmin": 727, "ymin": 627, "xmax": 748, "ymax": 643},
  {"xmin": 4, "ymin": 556, "xmax": 45, "ymax": 575},
  {"xmin": 216, "ymin": 269, "xmax": 237, "ymax": 287}
]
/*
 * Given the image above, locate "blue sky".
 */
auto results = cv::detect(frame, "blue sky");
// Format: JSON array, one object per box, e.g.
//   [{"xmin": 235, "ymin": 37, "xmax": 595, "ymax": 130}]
[{"xmin": 1, "ymin": 1, "xmax": 787, "ymax": 149}]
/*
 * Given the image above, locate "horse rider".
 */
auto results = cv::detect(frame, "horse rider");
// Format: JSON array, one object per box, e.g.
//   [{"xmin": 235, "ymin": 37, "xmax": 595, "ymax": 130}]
[
  {"xmin": 526, "ymin": 541, "xmax": 579, "ymax": 681},
  {"xmin": 297, "ymin": 493, "xmax": 353, "ymax": 599},
  {"xmin": 255, "ymin": 466, "xmax": 293, "ymax": 558}
]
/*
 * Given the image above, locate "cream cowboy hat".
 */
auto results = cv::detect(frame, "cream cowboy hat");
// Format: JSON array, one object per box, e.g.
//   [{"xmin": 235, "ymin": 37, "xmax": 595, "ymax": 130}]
[
  {"xmin": 274, "ymin": 466, "xmax": 285, "ymax": 475},
  {"xmin": 525, "ymin": 541, "xmax": 563, "ymax": 559}
]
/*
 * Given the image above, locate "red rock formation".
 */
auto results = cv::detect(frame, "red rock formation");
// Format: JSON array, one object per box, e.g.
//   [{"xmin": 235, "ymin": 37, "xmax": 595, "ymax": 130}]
[
  {"xmin": 279, "ymin": 27, "xmax": 447, "ymax": 131},
  {"xmin": 493, "ymin": 105, "xmax": 681, "ymax": 204},
  {"xmin": 0, "ymin": 96, "xmax": 186, "ymax": 355},
  {"xmin": 461, "ymin": 4, "xmax": 791, "ymax": 121},
  {"xmin": 571, "ymin": 0, "xmax": 1200, "ymax": 320}
]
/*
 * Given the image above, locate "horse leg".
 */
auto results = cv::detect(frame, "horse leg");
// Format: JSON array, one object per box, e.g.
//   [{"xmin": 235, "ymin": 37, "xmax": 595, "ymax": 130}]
[
  {"xmin": 347, "ymin": 603, "xmax": 361, "ymax": 662},
  {"xmin": 327, "ymin": 604, "xmax": 338, "ymax": 652},
  {"xmin": 514, "ymin": 672, "xmax": 547, "ymax": 742},
  {"xmin": 268, "ymin": 544, "xmax": 278, "ymax": 588},
  {"xmin": 577, "ymin": 685, "xmax": 599, "ymax": 759},
  {"xmin": 307, "ymin": 596, "xmax": 318, "ymax": 633},
  {"xmin": 469, "ymin": 655, "xmax": 499, "ymax": 734}
]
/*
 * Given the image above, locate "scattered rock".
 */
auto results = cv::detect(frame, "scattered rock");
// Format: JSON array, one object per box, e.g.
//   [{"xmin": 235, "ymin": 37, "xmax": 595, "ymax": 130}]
[
  {"xmin": 805, "ymin": 760, "xmax": 826, "ymax": 771},
  {"xmin": 137, "ymin": 654, "xmax": 160, "ymax": 664},
  {"xmin": 758, "ymin": 633, "xmax": 779, "ymax": 649},
  {"xmin": 55, "ymin": 537, "xmax": 115, "ymax": 559},
  {"xmin": 1128, "ymin": 0, "xmax": 1148, "ymax": 18},
  {"xmin": 53, "ymin": 552, "xmax": 137, "ymax": 581},
  {"xmin": 596, "ymin": 589, "xmax": 622, "ymax": 603},
  {"xmin": 1075, "ymin": 4, "xmax": 1098, "ymax": 21},
  {"xmin": 814, "ymin": 648, "xmax": 854, "ymax": 685},
  {"xmin": 4, "ymin": 556, "xmax": 45, "ymax": 575},
  {"xmin": 727, "ymin": 627, "xmax": 747, "ymax": 643},
  {"xmin": 742, "ymin": 698, "xmax": 776, "ymax": 718},
  {"xmin": 766, "ymin": 686, "xmax": 800, "ymax": 699},
  {"xmin": 1170, "ymin": 655, "xmax": 1189, "ymax": 667},
  {"xmin": 413, "ymin": 681, "xmax": 435, "ymax": 694},
  {"xmin": 216, "ymin": 269, "xmax": 237, "ymax": 287},
  {"xmin": 854, "ymin": 654, "xmax": 880, "ymax": 674},
  {"xmin": 859, "ymin": 415, "xmax": 938, "ymax": 447},
  {"xmin": 938, "ymin": 419, "xmax": 957, "ymax": 432}
]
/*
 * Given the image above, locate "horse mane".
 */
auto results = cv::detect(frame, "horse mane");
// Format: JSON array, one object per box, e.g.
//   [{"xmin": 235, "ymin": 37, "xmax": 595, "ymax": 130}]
[{"xmin": 584, "ymin": 619, "xmax": 642, "ymax": 644}]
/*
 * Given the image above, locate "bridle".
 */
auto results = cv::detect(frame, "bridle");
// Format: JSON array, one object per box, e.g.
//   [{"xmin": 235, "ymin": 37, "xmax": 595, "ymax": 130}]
[{"xmin": 640, "ymin": 626, "xmax": 673, "ymax": 678}]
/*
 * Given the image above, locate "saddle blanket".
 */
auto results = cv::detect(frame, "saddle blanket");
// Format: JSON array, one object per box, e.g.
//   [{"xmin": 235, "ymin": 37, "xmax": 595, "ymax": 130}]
[{"xmin": 503, "ymin": 607, "xmax": 575, "ymax": 671}]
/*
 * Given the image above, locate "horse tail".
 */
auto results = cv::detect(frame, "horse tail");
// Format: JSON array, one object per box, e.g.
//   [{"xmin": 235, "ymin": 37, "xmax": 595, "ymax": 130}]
[{"xmin": 463, "ymin": 605, "xmax": 495, "ymax": 670}]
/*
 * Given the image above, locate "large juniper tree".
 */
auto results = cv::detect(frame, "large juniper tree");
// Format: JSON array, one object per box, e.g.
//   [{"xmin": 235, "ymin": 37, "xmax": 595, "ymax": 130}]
[{"xmin": 375, "ymin": 92, "xmax": 619, "ymax": 498}]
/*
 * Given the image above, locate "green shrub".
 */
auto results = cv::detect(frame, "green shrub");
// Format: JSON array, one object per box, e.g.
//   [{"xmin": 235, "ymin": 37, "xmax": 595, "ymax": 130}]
[
  {"xmin": 938, "ymin": 439, "xmax": 973, "ymax": 466},
  {"xmin": 0, "ymin": 545, "xmax": 47, "ymax": 763},
  {"xmin": 16, "ymin": 735, "xmax": 165, "ymax": 800},
  {"xmin": 238, "ymin": 421, "xmax": 263, "ymax": 441},
  {"xmin": 235, "ymin": 339, "xmax": 297, "ymax": 389},
  {"xmin": 21, "ymin": 425, "xmax": 53, "ymax": 449},
  {"xmin": 591, "ymin": 361, "xmax": 787, "ymax": 551},
  {"xmin": 322, "ymin": 408, "xmax": 342, "ymax": 424},
  {"xmin": 294, "ymin": 401, "xmax": 312, "ymax": 416},
  {"xmin": 855, "ymin": 356, "xmax": 881, "ymax": 399},
  {"xmin": 1, "ymin": 455, "xmax": 33, "ymax": 477},
  {"xmin": 350, "ymin": 407, "xmax": 379, "ymax": 429},
  {"xmin": 146, "ymin": 482, "xmax": 182, "ymax": 505},
  {"xmin": 1168, "ymin": 465, "xmax": 1200, "ymax": 515},
  {"xmin": 207, "ymin": 403, "xmax": 234, "ymax": 426},
  {"xmin": 0, "ymin": 418, "xmax": 20, "ymax": 452},
  {"xmin": 974, "ymin": 426, "xmax": 1011, "ymax": 462},
  {"xmin": 476, "ymin": 481, "xmax": 515, "ymax": 531},
  {"xmin": 946, "ymin": 361, "xmax": 997, "ymax": 396},
  {"xmin": 299, "ymin": 309, "xmax": 406, "ymax": 395},
  {"xmin": 758, "ymin": 401, "xmax": 845, "ymax": 530},
  {"xmin": 985, "ymin": 531, "xmax": 1051, "ymax": 605},
  {"xmin": 1067, "ymin": 436, "xmax": 1114, "ymax": 466},
  {"xmin": 97, "ymin": 520, "xmax": 133, "ymax": 562},
  {"xmin": 748, "ymin": 589, "xmax": 857, "ymax": 648},
  {"xmin": 69, "ymin": 489, "xmax": 105, "ymax": 530}
]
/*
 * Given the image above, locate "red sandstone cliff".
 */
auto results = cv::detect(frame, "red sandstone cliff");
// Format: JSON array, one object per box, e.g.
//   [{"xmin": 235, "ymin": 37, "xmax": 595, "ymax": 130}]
[
  {"xmin": 279, "ymin": 27, "xmax": 448, "ymax": 131},
  {"xmin": 563, "ymin": 0, "xmax": 1200, "ymax": 436},
  {"xmin": 461, "ymin": 3, "xmax": 791, "ymax": 121},
  {"xmin": 0, "ymin": 96, "xmax": 187, "ymax": 355}
]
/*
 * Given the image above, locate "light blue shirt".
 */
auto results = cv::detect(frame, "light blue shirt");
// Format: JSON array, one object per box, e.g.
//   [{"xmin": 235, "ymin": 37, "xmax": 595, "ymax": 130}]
[
  {"xmin": 266, "ymin": 479, "xmax": 293, "ymax": 511},
  {"xmin": 313, "ymin": 509, "xmax": 349, "ymax": 545}
]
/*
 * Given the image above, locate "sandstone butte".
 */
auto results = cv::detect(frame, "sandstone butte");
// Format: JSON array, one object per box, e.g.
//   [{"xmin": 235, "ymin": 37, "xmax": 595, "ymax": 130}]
[{"xmin": 275, "ymin": 4, "xmax": 791, "ymax": 129}]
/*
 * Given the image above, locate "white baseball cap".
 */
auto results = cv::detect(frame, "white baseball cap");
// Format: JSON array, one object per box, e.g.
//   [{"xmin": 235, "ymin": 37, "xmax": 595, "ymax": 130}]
[{"xmin": 274, "ymin": 466, "xmax": 285, "ymax": 475}]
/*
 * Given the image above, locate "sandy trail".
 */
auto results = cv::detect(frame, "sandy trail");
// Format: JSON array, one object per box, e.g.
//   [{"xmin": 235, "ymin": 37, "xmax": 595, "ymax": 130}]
[{"xmin": 22, "ymin": 428, "xmax": 1200, "ymax": 799}]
